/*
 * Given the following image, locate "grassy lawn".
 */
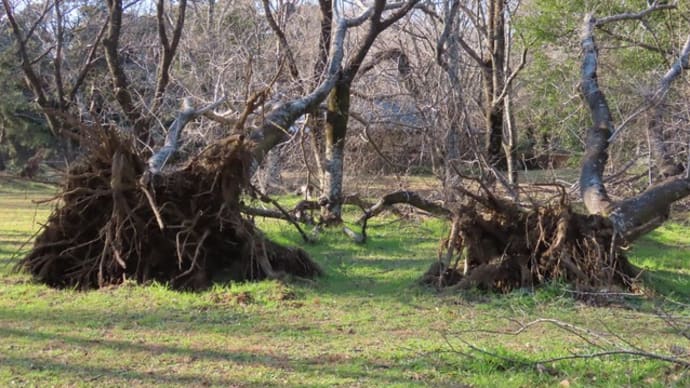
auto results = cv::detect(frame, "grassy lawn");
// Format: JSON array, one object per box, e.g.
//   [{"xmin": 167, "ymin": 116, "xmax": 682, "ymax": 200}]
[{"xmin": 1, "ymin": 176, "xmax": 689, "ymax": 387}]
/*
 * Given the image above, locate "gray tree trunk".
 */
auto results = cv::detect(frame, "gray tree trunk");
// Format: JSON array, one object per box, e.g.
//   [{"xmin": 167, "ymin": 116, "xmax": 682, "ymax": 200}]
[
  {"xmin": 321, "ymin": 83, "xmax": 349, "ymax": 223},
  {"xmin": 579, "ymin": 13, "xmax": 690, "ymax": 242}
]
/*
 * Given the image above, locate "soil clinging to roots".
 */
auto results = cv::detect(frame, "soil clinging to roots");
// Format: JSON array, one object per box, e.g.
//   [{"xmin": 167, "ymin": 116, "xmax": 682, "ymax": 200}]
[
  {"xmin": 22, "ymin": 130, "xmax": 321, "ymax": 290},
  {"xmin": 422, "ymin": 197, "xmax": 639, "ymax": 293}
]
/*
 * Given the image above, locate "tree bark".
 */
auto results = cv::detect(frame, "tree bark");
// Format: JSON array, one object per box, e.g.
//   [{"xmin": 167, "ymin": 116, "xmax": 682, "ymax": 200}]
[
  {"xmin": 484, "ymin": 0, "xmax": 506, "ymax": 168},
  {"xmin": 103, "ymin": 0, "xmax": 147, "ymax": 136},
  {"xmin": 579, "ymin": 12, "xmax": 690, "ymax": 241},
  {"xmin": 579, "ymin": 14, "xmax": 615, "ymax": 216},
  {"xmin": 144, "ymin": 97, "xmax": 226, "ymax": 178},
  {"xmin": 503, "ymin": 93, "xmax": 518, "ymax": 185},
  {"xmin": 321, "ymin": 82, "xmax": 350, "ymax": 222},
  {"xmin": 307, "ymin": 0, "xmax": 420, "ymax": 223},
  {"xmin": 485, "ymin": 103, "xmax": 505, "ymax": 167},
  {"xmin": 436, "ymin": 0, "xmax": 463, "ymax": 191},
  {"xmin": 248, "ymin": 8, "xmax": 360, "ymax": 163},
  {"xmin": 153, "ymin": 0, "xmax": 187, "ymax": 111},
  {"xmin": 646, "ymin": 34, "xmax": 690, "ymax": 179}
]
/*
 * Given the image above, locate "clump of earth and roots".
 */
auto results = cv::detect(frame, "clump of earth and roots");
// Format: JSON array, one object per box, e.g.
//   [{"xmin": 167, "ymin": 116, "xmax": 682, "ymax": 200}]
[
  {"xmin": 420, "ymin": 189, "xmax": 639, "ymax": 294},
  {"xmin": 21, "ymin": 128, "xmax": 321, "ymax": 290}
]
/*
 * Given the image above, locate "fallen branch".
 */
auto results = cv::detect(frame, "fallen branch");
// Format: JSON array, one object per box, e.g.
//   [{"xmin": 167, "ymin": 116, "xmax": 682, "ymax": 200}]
[
  {"xmin": 358, "ymin": 190, "xmax": 451, "ymax": 225},
  {"xmin": 443, "ymin": 316, "xmax": 690, "ymax": 373},
  {"xmin": 249, "ymin": 184, "xmax": 314, "ymax": 243}
]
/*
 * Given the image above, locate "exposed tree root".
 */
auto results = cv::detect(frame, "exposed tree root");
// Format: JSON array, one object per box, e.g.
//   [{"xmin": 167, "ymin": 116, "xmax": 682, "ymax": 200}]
[
  {"xmin": 21, "ymin": 130, "xmax": 321, "ymax": 290},
  {"xmin": 421, "ymin": 197, "xmax": 640, "ymax": 293}
]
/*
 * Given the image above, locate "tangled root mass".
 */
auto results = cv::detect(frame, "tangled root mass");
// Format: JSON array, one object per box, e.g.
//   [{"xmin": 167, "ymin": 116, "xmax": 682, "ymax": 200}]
[
  {"xmin": 422, "ymin": 198, "xmax": 639, "ymax": 293},
  {"xmin": 23, "ymin": 130, "xmax": 321, "ymax": 290}
]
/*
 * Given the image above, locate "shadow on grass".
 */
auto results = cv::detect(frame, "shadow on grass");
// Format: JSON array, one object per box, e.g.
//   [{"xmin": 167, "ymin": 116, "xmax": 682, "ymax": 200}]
[
  {"xmin": 0, "ymin": 251, "xmax": 23, "ymax": 270},
  {"xmin": 0, "ymin": 175, "xmax": 58, "ymax": 193},
  {"xmin": 640, "ymin": 269, "xmax": 690, "ymax": 301},
  {"xmin": 264, "ymin": 221, "xmax": 441, "ymax": 298},
  {"xmin": 0, "ymin": 325, "xmax": 425, "ymax": 386},
  {"xmin": 0, "ymin": 354, "xmax": 247, "ymax": 387},
  {"xmin": 0, "ymin": 238, "xmax": 28, "ymax": 245},
  {"xmin": 630, "ymin": 238, "xmax": 690, "ymax": 301}
]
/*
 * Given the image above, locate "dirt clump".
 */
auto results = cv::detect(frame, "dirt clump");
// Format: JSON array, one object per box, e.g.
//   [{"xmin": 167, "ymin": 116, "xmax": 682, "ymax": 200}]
[
  {"xmin": 22, "ymin": 130, "xmax": 321, "ymax": 290},
  {"xmin": 422, "ymin": 194, "xmax": 638, "ymax": 293}
]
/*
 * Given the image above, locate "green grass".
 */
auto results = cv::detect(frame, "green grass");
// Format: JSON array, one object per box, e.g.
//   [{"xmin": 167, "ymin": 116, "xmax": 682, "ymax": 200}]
[{"xmin": 1, "ymin": 180, "xmax": 689, "ymax": 387}]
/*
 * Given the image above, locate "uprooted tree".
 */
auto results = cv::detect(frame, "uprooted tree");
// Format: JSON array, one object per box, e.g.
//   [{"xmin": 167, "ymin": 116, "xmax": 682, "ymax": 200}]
[
  {"xmin": 2, "ymin": 0, "xmax": 421, "ymax": 289},
  {"xmin": 418, "ymin": 3, "xmax": 690, "ymax": 293},
  {"xmin": 2, "ymin": 0, "xmax": 323, "ymax": 289}
]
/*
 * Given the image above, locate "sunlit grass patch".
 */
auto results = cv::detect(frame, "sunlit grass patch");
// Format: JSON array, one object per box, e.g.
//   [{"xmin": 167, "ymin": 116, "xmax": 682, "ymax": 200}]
[{"xmin": 0, "ymin": 180, "xmax": 689, "ymax": 386}]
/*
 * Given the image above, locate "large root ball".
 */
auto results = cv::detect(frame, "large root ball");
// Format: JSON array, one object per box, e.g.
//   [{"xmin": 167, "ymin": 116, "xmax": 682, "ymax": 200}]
[
  {"xmin": 422, "ymin": 201, "xmax": 638, "ymax": 293},
  {"xmin": 22, "ymin": 130, "xmax": 321, "ymax": 290}
]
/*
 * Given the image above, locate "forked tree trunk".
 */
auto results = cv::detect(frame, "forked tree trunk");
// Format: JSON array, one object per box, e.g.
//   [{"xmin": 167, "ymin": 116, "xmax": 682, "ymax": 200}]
[
  {"xmin": 306, "ymin": 0, "xmax": 420, "ymax": 224},
  {"xmin": 579, "ymin": 13, "xmax": 690, "ymax": 242}
]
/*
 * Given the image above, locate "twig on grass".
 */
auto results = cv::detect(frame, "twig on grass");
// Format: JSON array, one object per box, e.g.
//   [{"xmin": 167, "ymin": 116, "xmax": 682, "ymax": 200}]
[{"xmin": 441, "ymin": 317, "xmax": 690, "ymax": 372}]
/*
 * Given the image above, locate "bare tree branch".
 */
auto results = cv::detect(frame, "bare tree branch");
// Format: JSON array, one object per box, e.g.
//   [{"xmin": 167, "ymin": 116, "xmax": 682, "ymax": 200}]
[
  {"xmin": 492, "ymin": 47, "xmax": 527, "ymax": 106},
  {"xmin": 52, "ymin": 0, "xmax": 66, "ymax": 109},
  {"xmin": 646, "ymin": 34, "xmax": 690, "ymax": 177},
  {"xmin": 358, "ymin": 190, "xmax": 451, "ymax": 225},
  {"xmin": 153, "ymin": 0, "xmax": 188, "ymax": 111},
  {"xmin": 250, "ymin": 3, "xmax": 386, "ymax": 162},
  {"xmin": 261, "ymin": 0, "xmax": 299, "ymax": 80},
  {"xmin": 598, "ymin": 26, "xmax": 672, "ymax": 56},
  {"xmin": 444, "ymin": 317, "xmax": 690, "ymax": 369},
  {"xmin": 595, "ymin": 2, "xmax": 677, "ymax": 26},
  {"xmin": 69, "ymin": 18, "xmax": 109, "ymax": 102},
  {"xmin": 145, "ymin": 96, "xmax": 226, "ymax": 177},
  {"xmin": 103, "ymin": 0, "xmax": 146, "ymax": 135},
  {"xmin": 2, "ymin": 0, "xmax": 63, "ymax": 135}
]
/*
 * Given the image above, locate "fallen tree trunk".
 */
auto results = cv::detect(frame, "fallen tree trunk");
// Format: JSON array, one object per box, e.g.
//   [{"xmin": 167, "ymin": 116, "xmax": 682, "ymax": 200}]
[{"xmin": 358, "ymin": 190, "xmax": 452, "ymax": 225}]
